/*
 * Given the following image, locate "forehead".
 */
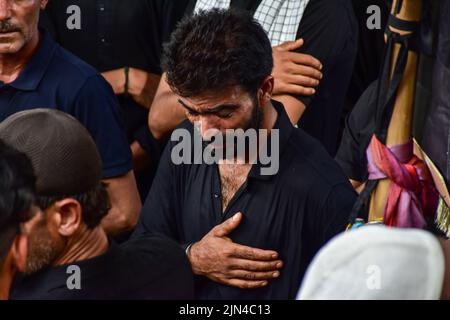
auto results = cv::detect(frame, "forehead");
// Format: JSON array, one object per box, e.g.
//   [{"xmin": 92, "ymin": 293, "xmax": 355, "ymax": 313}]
[
  {"xmin": 3, "ymin": 0, "xmax": 39, "ymax": 9},
  {"xmin": 182, "ymin": 86, "xmax": 251, "ymax": 110}
]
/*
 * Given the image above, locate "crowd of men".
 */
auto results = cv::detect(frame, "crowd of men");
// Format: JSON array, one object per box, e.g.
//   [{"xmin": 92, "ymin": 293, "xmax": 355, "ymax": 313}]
[{"xmin": 0, "ymin": 0, "xmax": 448, "ymax": 300}]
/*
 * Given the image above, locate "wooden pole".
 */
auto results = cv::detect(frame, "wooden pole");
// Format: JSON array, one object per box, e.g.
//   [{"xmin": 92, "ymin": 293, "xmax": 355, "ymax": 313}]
[{"xmin": 368, "ymin": 0, "xmax": 423, "ymax": 221}]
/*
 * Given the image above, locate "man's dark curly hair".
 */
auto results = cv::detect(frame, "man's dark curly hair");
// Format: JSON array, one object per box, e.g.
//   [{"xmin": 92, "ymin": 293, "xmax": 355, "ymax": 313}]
[{"xmin": 162, "ymin": 8, "xmax": 273, "ymax": 97}]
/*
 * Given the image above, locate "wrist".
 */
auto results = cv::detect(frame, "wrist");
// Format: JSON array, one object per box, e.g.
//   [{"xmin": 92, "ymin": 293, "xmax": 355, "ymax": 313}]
[{"xmin": 186, "ymin": 242, "xmax": 203, "ymax": 276}]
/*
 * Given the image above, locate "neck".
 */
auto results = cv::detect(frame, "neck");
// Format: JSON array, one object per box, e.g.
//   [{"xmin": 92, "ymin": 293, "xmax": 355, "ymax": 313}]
[
  {"xmin": 54, "ymin": 226, "xmax": 109, "ymax": 266},
  {"xmin": 0, "ymin": 30, "xmax": 40, "ymax": 84}
]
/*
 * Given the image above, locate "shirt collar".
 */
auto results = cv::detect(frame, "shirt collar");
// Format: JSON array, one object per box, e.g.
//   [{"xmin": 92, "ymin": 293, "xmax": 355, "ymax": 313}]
[
  {"xmin": 12, "ymin": 241, "xmax": 117, "ymax": 296},
  {"xmin": 248, "ymin": 99, "xmax": 294, "ymax": 181},
  {"xmin": 8, "ymin": 29, "xmax": 57, "ymax": 91}
]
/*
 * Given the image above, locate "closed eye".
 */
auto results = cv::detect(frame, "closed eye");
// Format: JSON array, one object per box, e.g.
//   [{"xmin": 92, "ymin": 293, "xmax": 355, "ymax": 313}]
[
  {"xmin": 216, "ymin": 111, "xmax": 234, "ymax": 118},
  {"xmin": 187, "ymin": 109, "xmax": 200, "ymax": 117}
]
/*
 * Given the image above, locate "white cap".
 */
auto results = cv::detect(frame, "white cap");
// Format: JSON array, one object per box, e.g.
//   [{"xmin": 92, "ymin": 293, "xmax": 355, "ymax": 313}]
[{"xmin": 298, "ymin": 226, "xmax": 445, "ymax": 300}]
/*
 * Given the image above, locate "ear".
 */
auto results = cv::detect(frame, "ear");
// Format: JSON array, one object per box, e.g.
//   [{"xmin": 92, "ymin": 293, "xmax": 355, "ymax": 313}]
[
  {"xmin": 52, "ymin": 199, "xmax": 83, "ymax": 237},
  {"xmin": 40, "ymin": 0, "xmax": 49, "ymax": 10},
  {"xmin": 10, "ymin": 233, "xmax": 28, "ymax": 273},
  {"xmin": 258, "ymin": 76, "xmax": 274, "ymax": 105}
]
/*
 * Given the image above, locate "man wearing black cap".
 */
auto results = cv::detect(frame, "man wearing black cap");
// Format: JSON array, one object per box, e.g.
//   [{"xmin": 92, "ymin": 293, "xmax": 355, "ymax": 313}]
[
  {"xmin": 0, "ymin": 141, "xmax": 39, "ymax": 300},
  {"xmin": 0, "ymin": 0, "xmax": 141, "ymax": 236},
  {"xmin": 1, "ymin": 109, "xmax": 193, "ymax": 299}
]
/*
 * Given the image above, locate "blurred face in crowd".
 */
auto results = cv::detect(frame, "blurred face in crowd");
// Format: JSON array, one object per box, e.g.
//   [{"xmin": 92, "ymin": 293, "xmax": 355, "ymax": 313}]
[{"xmin": 0, "ymin": 0, "xmax": 48, "ymax": 54}]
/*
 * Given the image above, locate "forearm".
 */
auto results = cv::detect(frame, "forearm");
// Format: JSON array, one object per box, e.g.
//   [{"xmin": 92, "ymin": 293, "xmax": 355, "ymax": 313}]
[
  {"xmin": 149, "ymin": 99, "xmax": 186, "ymax": 140},
  {"xmin": 127, "ymin": 68, "xmax": 161, "ymax": 109},
  {"xmin": 101, "ymin": 68, "xmax": 125, "ymax": 95},
  {"xmin": 101, "ymin": 171, "xmax": 142, "ymax": 236},
  {"xmin": 273, "ymin": 95, "xmax": 306, "ymax": 125},
  {"xmin": 148, "ymin": 74, "xmax": 186, "ymax": 140}
]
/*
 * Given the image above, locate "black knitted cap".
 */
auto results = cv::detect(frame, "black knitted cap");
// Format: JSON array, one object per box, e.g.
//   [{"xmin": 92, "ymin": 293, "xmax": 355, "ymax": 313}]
[{"xmin": 0, "ymin": 109, "xmax": 102, "ymax": 196}]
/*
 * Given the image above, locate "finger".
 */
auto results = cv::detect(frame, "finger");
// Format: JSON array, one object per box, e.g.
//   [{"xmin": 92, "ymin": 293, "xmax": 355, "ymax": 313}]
[
  {"xmin": 275, "ymin": 38, "xmax": 304, "ymax": 52},
  {"xmin": 230, "ymin": 259, "xmax": 284, "ymax": 272},
  {"xmin": 226, "ymin": 279, "xmax": 269, "ymax": 289},
  {"xmin": 230, "ymin": 243, "xmax": 279, "ymax": 260},
  {"xmin": 279, "ymin": 83, "xmax": 316, "ymax": 96},
  {"xmin": 213, "ymin": 212, "xmax": 243, "ymax": 237},
  {"xmin": 228, "ymin": 270, "xmax": 281, "ymax": 281},
  {"xmin": 286, "ymin": 52, "xmax": 322, "ymax": 70},
  {"xmin": 284, "ymin": 74, "xmax": 320, "ymax": 87},
  {"xmin": 286, "ymin": 65, "xmax": 323, "ymax": 80},
  {"xmin": 282, "ymin": 38, "xmax": 304, "ymax": 51}
]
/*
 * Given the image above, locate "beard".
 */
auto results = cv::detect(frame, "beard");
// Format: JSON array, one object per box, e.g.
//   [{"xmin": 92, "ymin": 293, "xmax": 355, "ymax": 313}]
[
  {"xmin": 24, "ymin": 217, "xmax": 64, "ymax": 275},
  {"xmin": 201, "ymin": 95, "xmax": 264, "ymax": 160},
  {"xmin": 246, "ymin": 94, "xmax": 263, "ymax": 131}
]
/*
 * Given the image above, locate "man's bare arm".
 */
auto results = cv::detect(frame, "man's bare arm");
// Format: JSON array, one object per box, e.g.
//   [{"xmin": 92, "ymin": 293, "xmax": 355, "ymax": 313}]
[
  {"xmin": 273, "ymin": 95, "xmax": 306, "ymax": 125},
  {"xmin": 101, "ymin": 170, "xmax": 142, "ymax": 236},
  {"xmin": 148, "ymin": 73, "xmax": 186, "ymax": 140}
]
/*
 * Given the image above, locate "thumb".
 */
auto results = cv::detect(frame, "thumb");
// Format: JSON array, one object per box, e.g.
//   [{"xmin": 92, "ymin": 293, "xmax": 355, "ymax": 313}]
[
  {"xmin": 279, "ymin": 38, "xmax": 304, "ymax": 51},
  {"xmin": 214, "ymin": 212, "xmax": 243, "ymax": 237}
]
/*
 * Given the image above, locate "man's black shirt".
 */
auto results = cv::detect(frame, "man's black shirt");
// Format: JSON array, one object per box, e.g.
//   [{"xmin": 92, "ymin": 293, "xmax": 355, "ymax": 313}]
[
  {"xmin": 134, "ymin": 101, "xmax": 357, "ymax": 299},
  {"xmin": 11, "ymin": 235, "xmax": 194, "ymax": 300}
]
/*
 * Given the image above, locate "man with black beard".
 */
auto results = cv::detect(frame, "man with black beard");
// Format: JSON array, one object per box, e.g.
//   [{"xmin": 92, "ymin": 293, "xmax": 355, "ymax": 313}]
[
  {"xmin": 133, "ymin": 9, "xmax": 357, "ymax": 300},
  {"xmin": 0, "ymin": 109, "xmax": 193, "ymax": 300}
]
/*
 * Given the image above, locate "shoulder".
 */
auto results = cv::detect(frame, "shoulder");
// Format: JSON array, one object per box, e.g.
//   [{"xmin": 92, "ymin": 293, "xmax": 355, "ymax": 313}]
[
  {"xmin": 47, "ymin": 46, "xmax": 115, "ymax": 104},
  {"xmin": 284, "ymin": 127, "xmax": 352, "ymax": 191},
  {"xmin": 349, "ymin": 80, "xmax": 379, "ymax": 128},
  {"xmin": 49, "ymin": 44, "xmax": 99, "ymax": 80}
]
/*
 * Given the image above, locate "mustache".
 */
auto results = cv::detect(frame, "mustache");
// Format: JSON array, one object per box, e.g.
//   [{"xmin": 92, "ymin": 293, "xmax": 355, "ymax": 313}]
[{"xmin": 0, "ymin": 20, "xmax": 20, "ymax": 33}]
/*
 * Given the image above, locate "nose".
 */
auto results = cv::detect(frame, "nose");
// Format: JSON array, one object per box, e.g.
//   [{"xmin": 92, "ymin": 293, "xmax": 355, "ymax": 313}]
[
  {"xmin": 197, "ymin": 115, "xmax": 220, "ymax": 140},
  {"xmin": 0, "ymin": 0, "xmax": 12, "ymax": 22}
]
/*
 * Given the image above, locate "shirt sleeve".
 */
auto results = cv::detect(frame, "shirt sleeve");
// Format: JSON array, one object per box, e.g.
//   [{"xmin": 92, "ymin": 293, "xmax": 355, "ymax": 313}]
[
  {"xmin": 314, "ymin": 183, "xmax": 357, "ymax": 245},
  {"xmin": 72, "ymin": 75, "xmax": 133, "ymax": 178},
  {"xmin": 335, "ymin": 80, "xmax": 378, "ymax": 182},
  {"xmin": 299, "ymin": 182, "xmax": 356, "ymax": 281},
  {"xmin": 335, "ymin": 111, "xmax": 365, "ymax": 181}
]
